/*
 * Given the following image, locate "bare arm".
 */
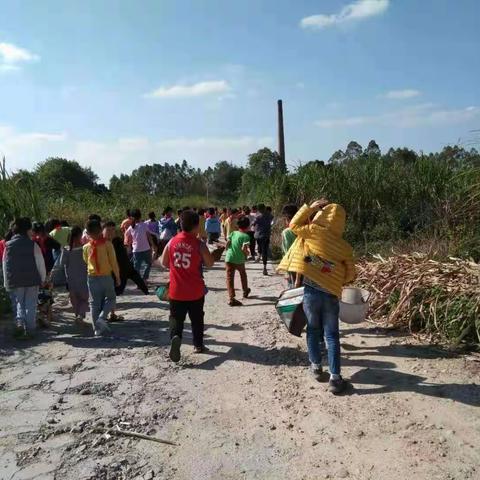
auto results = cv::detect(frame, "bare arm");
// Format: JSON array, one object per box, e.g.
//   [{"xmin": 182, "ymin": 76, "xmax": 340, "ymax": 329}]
[
  {"xmin": 200, "ymin": 242, "xmax": 215, "ymax": 268},
  {"xmin": 161, "ymin": 243, "xmax": 170, "ymax": 269},
  {"xmin": 33, "ymin": 243, "xmax": 47, "ymax": 283}
]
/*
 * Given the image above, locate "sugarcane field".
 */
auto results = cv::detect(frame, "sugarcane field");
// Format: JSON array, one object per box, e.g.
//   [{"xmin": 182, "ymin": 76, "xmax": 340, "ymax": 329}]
[{"xmin": 1, "ymin": 1, "xmax": 480, "ymax": 479}]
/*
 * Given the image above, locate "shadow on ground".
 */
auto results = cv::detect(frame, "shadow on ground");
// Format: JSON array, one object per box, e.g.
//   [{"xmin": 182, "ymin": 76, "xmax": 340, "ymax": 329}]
[{"xmin": 188, "ymin": 337, "xmax": 480, "ymax": 407}]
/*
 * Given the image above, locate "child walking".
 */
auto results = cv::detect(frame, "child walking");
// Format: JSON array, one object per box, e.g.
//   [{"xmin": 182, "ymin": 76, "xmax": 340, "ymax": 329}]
[
  {"xmin": 2, "ymin": 217, "xmax": 46, "ymax": 338},
  {"xmin": 83, "ymin": 220, "xmax": 120, "ymax": 336},
  {"xmin": 205, "ymin": 207, "xmax": 221, "ymax": 244},
  {"xmin": 281, "ymin": 204, "xmax": 299, "ymax": 288},
  {"xmin": 124, "ymin": 209, "xmax": 153, "ymax": 281},
  {"xmin": 103, "ymin": 221, "xmax": 149, "ymax": 296},
  {"xmin": 225, "ymin": 216, "xmax": 251, "ymax": 306},
  {"xmin": 161, "ymin": 210, "xmax": 214, "ymax": 362},
  {"xmin": 51, "ymin": 226, "xmax": 89, "ymax": 325},
  {"xmin": 253, "ymin": 203, "xmax": 273, "ymax": 275}
]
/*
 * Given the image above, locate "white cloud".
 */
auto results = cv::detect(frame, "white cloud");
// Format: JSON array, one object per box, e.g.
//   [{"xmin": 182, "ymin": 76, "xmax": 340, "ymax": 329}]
[
  {"xmin": 0, "ymin": 42, "xmax": 39, "ymax": 73},
  {"xmin": 383, "ymin": 89, "xmax": 421, "ymax": 100},
  {"xmin": 300, "ymin": 0, "xmax": 389, "ymax": 30},
  {"xmin": 145, "ymin": 80, "xmax": 231, "ymax": 99},
  {"xmin": 315, "ymin": 104, "xmax": 480, "ymax": 129},
  {"xmin": 1, "ymin": 126, "xmax": 272, "ymax": 182},
  {"xmin": 0, "ymin": 126, "xmax": 66, "ymax": 170},
  {"xmin": 0, "ymin": 126, "xmax": 65, "ymax": 146}
]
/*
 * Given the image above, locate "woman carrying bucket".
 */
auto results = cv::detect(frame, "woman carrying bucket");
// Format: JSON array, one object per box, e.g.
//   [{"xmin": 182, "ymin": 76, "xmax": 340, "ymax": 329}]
[{"xmin": 277, "ymin": 198, "xmax": 356, "ymax": 394}]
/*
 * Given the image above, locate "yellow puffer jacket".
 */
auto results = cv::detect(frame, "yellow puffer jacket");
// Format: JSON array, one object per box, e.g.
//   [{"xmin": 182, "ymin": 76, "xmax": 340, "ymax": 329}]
[{"xmin": 277, "ymin": 203, "xmax": 356, "ymax": 298}]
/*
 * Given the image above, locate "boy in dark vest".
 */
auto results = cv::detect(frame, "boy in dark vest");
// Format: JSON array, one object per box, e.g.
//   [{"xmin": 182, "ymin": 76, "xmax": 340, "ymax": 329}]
[
  {"xmin": 2, "ymin": 217, "xmax": 46, "ymax": 338},
  {"xmin": 161, "ymin": 210, "xmax": 214, "ymax": 362}
]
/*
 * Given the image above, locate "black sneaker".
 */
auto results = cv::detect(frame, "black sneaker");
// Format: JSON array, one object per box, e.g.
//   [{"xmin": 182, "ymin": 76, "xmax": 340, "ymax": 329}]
[
  {"xmin": 328, "ymin": 377, "xmax": 346, "ymax": 395},
  {"xmin": 243, "ymin": 288, "xmax": 251, "ymax": 299},
  {"xmin": 263, "ymin": 268, "xmax": 268, "ymax": 276},
  {"xmin": 228, "ymin": 298, "xmax": 243, "ymax": 307},
  {"xmin": 169, "ymin": 335, "xmax": 182, "ymax": 362},
  {"xmin": 13, "ymin": 325, "xmax": 25, "ymax": 339},
  {"xmin": 310, "ymin": 365, "xmax": 324, "ymax": 382}
]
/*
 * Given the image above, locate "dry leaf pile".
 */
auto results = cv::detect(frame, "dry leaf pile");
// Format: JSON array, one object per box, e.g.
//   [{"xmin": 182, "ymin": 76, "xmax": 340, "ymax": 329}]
[{"xmin": 356, "ymin": 253, "xmax": 480, "ymax": 345}]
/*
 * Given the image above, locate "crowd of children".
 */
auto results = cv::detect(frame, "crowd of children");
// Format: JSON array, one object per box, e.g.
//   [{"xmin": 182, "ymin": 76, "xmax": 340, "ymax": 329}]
[{"xmin": 1, "ymin": 199, "xmax": 354, "ymax": 394}]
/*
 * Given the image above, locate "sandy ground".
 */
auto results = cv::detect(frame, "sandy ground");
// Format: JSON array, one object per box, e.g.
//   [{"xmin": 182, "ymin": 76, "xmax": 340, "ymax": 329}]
[{"xmin": 0, "ymin": 261, "xmax": 479, "ymax": 480}]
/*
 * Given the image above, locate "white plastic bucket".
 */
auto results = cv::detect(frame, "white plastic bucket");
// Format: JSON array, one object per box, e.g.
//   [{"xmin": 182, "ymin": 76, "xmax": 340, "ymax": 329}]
[{"xmin": 339, "ymin": 287, "xmax": 370, "ymax": 324}]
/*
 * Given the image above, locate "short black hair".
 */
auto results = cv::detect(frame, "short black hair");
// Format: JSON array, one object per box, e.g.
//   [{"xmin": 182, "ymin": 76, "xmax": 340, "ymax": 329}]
[
  {"xmin": 103, "ymin": 220, "xmax": 116, "ymax": 228},
  {"xmin": 181, "ymin": 210, "xmax": 200, "ymax": 233},
  {"xmin": 282, "ymin": 204, "xmax": 298, "ymax": 221},
  {"xmin": 60, "ymin": 220, "xmax": 70, "ymax": 227},
  {"xmin": 86, "ymin": 219, "xmax": 102, "ymax": 236},
  {"xmin": 257, "ymin": 203, "xmax": 266, "ymax": 212},
  {"xmin": 177, "ymin": 209, "xmax": 183, "ymax": 215},
  {"xmin": 126, "ymin": 209, "xmax": 131, "ymax": 217},
  {"xmin": 70, "ymin": 226, "xmax": 83, "ymax": 241},
  {"xmin": 237, "ymin": 215, "xmax": 250, "ymax": 230},
  {"xmin": 32, "ymin": 222, "xmax": 45, "ymax": 234},
  {"xmin": 45, "ymin": 218, "xmax": 60, "ymax": 232},
  {"xmin": 208, "ymin": 207, "xmax": 215, "ymax": 215},
  {"xmin": 88, "ymin": 214, "xmax": 101, "ymax": 222},
  {"xmin": 12, "ymin": 217, "xmax": 32, "ymax": 236},
  {"xmin": 130, "ymin": 209, "xmax": 141, "ymax": 220},
  {"xmin": 198, "ymin": 208, "xmax": 205, "ymax": 216},
  {"xmin": 231, "ymin": 208, "xmax": 239, "ymax": 215},
  {"xmin": 266, "ymin": 206, "xmax": 272, "ymax": 213},
  {"xmin": 148, "ymin": 211, "xmax": 156, "ymax": 220},
  {"xmin": 163, "ymin": 206, "xmax": 173, "ymax": 215}
]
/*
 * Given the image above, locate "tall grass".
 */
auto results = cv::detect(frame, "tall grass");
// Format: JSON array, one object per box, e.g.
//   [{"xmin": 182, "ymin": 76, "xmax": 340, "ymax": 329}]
[
  {"xmin": 0, "ymin": 155, "xmax": 478, "ymax": 260},
  {"xmin": 287, "ymin": 157, "xmax": 480, "ymax": 259}
]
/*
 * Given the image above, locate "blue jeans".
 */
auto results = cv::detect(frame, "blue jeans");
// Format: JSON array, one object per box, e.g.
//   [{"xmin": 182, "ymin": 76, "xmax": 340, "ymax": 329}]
[
  {"xmin": 87, "ymin": 276, "xmax": 116, "ymax": 330},
  {"xmin": 303, "ymin": 284, "xmax": 341, "ymax": 375},
  {"xmin": 133, "ymin": 250, "xmax": 152, "ymax": 280},
  {"xmin": 11, "ymin": 286, "xmax": 39, "ymax": 332}
]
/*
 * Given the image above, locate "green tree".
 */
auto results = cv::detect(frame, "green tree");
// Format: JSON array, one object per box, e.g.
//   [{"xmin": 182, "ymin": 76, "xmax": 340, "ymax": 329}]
[
  {"xmin": 329, "ymin": 149, "xmax": 345, "ymax": 163},
  {"xmin": 209, "ymin": 161, "xmax": 244, "ymax": 202},
  {"xmin": 365, "ymin": 140, "xmax": 381, "ymax": 157},
  {"xmin": 241, "ymin": 148, "xmax": 287, "ymax": 202},
  {"xmin": 35, "ymin": 157, "xmax": 99, "ymax": 192},
  {"xmin": 345, "ymin": 141, "xmax": 363, "ymax": 160}
]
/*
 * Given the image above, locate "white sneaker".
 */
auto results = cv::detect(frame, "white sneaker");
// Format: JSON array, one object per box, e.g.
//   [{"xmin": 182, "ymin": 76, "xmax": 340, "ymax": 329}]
[{"xmin": 94, "ymin": 319, "xmax": 110, "ymax": 336}]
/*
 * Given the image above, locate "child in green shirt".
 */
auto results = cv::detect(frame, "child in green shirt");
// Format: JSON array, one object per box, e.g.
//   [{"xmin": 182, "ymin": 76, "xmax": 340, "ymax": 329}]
[
  {"xmin": 225, "ymin": 216, "xmax": 251, "ymax": 306},
  {"xmin": 281, "ymin": 204, "xmax": 299, "ymax": 288}
]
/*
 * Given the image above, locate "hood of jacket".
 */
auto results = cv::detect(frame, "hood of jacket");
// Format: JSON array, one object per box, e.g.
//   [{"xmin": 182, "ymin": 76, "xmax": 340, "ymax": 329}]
[{"xmin": 313, "ymin": 203, "xmax": 346, "ymax": 237}]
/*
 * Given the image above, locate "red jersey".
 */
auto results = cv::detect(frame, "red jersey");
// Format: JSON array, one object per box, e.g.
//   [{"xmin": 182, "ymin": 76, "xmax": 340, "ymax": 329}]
[{"xmin": 168, "ymin": 231, "xmax": 205, "ymax": 301}]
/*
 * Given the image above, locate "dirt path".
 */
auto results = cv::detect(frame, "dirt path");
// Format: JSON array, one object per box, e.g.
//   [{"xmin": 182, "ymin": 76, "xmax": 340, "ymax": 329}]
[{"xmin": 1, "ymin": 261, "xmax": 479, "ymax": 480}]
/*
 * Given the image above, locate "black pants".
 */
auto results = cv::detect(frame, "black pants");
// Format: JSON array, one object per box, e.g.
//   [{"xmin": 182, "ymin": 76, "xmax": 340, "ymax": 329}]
[
  {"xmin": 169, "ymin": 297, "xmax": 205, "ymax": 348},
  {"xmin": 247, "ymin": 231, "xmax": 256, "ymax": 257},
  {"xmin": 115, "ymin": 268, "xmax": 149, "ymax": 295},
  {"xmin": 207, "ymin": 232, "xmax": 220, "ymax": 244},
  {"xmin": 256, "ymin": 237, "xmax": 270, "ymax": 267}
]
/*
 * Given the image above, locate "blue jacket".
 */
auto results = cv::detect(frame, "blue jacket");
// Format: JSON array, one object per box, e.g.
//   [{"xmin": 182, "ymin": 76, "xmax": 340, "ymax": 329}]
[
  {"xmin": 159, "ymin": 216, "xmax": 178, "ymax": 238},
  {"xmin": 205, "ymin": 217, "xmax": 221, "ymax": 234}
]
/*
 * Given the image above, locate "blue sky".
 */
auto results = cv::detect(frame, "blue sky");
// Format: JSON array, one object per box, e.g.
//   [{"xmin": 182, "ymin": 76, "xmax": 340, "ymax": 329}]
[{"xmin": 0, "ymin": 0, "xmax": 479, "ymax": 182}]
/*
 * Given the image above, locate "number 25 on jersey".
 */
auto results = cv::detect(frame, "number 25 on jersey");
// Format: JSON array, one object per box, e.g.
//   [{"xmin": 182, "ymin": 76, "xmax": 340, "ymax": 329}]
[{"xmin": 173, "ymin": 252, "xmax": 191, "ymax": 269}]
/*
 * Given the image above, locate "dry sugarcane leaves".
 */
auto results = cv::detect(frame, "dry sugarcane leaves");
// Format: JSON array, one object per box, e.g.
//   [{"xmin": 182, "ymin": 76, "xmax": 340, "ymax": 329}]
[{"xmin": 356, "ymin": 254, "xmax": 480, "ymax": 347}]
